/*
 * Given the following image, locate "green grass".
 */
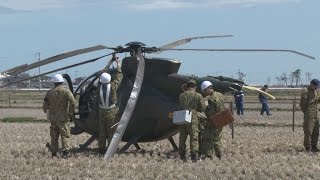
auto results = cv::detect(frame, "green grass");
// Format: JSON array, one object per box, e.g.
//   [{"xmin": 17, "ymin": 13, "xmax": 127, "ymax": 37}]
[{"xmin": 0, "ymin": 117, "xmax": 48, "ymax": 123}]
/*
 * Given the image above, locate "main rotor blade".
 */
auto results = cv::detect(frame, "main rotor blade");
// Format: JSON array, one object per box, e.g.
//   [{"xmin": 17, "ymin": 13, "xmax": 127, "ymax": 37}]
[
  {"xmin": 160, "ymin": 48, "xmax": 315, "ymax": 60},
  {"xmin": 158, "ymin": 35, "xmax": 233, "ymax": 52},
  {"xmin": 105, "ymin": 54, "xmax": 146, "ymax": 159},
  {"xmin": 3, "ymin": 45, "xmax": 112, "ymax": 76},
  {"xmin": 0, "ymin": 53, "xmax": 113, "ymax": 88},
  {"xmin": 1, "ymin": 64, "xmax": 28, "ymax": 75},
  {"xmin": 242, "ymin": 85, "xmax": 276, "ymax": 100}
]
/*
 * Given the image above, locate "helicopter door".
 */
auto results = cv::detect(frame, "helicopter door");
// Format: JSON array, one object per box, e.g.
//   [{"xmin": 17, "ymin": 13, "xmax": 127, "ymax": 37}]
[{"xmin": 72, "ymin": 72, "xmax": 102, "ymax": 135}]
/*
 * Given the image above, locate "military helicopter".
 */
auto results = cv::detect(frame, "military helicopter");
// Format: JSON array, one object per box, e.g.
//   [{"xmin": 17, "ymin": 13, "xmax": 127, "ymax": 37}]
[{"xmin": 0, "ymin": 35, "xmax": 315, "ymax": 159}]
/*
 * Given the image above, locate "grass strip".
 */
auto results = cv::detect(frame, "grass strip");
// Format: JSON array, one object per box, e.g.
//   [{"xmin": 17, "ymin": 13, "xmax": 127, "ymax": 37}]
[
  {"xmin": 234, "ymin": 122, "xmax": 302, "ymax": 127},
  {"xmin": 0, "ymin": 117, "xmax": 48, "ymax": 123}
]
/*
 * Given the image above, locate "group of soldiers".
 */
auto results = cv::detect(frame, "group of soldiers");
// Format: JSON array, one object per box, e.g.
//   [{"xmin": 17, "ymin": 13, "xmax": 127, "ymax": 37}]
[
  {"xmin": 42, "ymin": 56, "xmax": 225, "ymax": 161},
  {"xmin": 43, "ymin": 56, "xmax": 122, "ymax": 158},
  {"xmin": 179, "ymin": 79, "xmax": 225, "ymax": 162}
]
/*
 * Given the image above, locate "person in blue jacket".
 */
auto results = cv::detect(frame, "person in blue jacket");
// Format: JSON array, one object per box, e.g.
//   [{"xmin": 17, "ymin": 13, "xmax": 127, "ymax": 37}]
[
  {"xmin": 259, "ymin": 85, "xmax": 271, "ymax": 116},
  {"xmin": 234, "ymin": 90, "xmax": 244, "ymax": 116}
]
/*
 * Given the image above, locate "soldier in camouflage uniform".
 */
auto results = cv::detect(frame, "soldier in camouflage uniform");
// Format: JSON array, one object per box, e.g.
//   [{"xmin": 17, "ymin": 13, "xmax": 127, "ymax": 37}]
[
  {"xmin": 179, "ymin": 79, "xmax": 205, "ymax": 162},
  {"xmin": 300, "ymin": 79, "xmax": 320, "ymax": 152},
  {"xmin": 200, "ymin": 81, "xmax": 225, "ymax": 159},
  {"xmin": 98, "ymin": 56, "xmax": 123, "ymax": 154},
  {"xmin": 43, "ymin": 74, "xmax": 76, "ymax": 158}
]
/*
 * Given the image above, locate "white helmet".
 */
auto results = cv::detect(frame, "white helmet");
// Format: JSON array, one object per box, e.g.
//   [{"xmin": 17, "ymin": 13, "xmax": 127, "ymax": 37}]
[
  {"xmin": 201, "ymin": 81, "xmax": 213, "ymax": 91},
  {"xmin": 100, "ymin": 73, "xmax": 111, "ymax": 84},
  {"xmin": 52, "ymin": 74, "xmax": 64, "ymax": 83}
]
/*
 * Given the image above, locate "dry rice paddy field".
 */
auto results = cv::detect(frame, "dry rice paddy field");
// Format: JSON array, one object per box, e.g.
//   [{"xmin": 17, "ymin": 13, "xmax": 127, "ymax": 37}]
[{"xmin": 1, "ymin": 89, "xmax": 320, "ymax": 179}]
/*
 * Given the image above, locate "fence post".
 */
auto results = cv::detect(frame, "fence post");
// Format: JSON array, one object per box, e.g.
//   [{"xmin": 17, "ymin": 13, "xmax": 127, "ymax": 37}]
[
  {"xmin": 292, "ymin": 97, "xmax": 296, "ymax": 132},
  {"xmin": 229, "ymin": 101, "xmax": 234, "ymax": 139},
  {"xmin": 8, "ymin": 95, "xmax": 11, "ymax": 108}
]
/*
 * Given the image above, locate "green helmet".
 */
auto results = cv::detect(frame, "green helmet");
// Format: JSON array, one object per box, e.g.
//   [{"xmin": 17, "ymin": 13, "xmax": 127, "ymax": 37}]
[{"xmin": 187, "ymin": 79, "xmax": 196, "ymax": 85}]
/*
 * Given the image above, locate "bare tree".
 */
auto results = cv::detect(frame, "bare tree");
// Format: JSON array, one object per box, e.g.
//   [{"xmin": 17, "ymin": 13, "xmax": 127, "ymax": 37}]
[
  {"xmin": 291, "ymin": 69, "xmax": 302, "ymax": 86},
  {"xmin": 236, "ymin": 69, "xmax": 246, "ymax": 82},
  {"xmin": 276, "ymin": 76, "xmax": 282, "ymax": 86},
  {"xmin": 282, "ymin": 73, "xmax": 288, "ymax": 86},
  {"xmin": 276, "ymin": 73, "xmax": 288, "ymax": 86},
  {"xmin": 289, "ymin": 74, "xmax": 294, "ymax": 87}
]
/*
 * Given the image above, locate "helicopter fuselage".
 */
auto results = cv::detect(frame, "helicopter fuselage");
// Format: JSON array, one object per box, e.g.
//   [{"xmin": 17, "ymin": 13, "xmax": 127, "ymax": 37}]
[{"xmin": 71, "ymin": 56, "xmax": 236, "ymax": 142}]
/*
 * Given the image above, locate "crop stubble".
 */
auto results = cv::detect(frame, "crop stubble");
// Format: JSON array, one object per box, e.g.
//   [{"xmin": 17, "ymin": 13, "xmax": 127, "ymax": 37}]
[{"xmin": 0, "ymin": 111, "xmax": 319, "ymax": 179}]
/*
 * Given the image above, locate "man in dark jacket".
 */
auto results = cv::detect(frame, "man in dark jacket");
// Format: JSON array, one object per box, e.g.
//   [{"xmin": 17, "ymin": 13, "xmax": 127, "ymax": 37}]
[{"xmin": 259, "ymin": 85, "xmax": 271, "ymax": 116}]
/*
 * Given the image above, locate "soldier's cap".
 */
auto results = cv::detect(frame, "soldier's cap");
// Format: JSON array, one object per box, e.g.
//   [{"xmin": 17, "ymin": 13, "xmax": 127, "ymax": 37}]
[
  {"xmin": 263, "ymin": 85, "xmax": 268, "ymax": 89},
  {"xmin": 187, "ymin": 79, "xmax": 196, "ymax": 85},
  {"xmin": 311, "ymin": 79, "xmax": 320, "ymax": 87}
]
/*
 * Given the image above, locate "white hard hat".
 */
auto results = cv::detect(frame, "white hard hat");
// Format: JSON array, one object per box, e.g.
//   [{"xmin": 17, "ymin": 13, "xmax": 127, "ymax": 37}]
[
  {"xmin": 201, "ymin": 81, "xmax": 213, "ymax": 91},
  {"xmin": 52, "ymin": 74, "xmax": 64, "ymax": 83},
  {"xmin": 100, "ymin": 73, "xmax": 111, "ymax": 84}
]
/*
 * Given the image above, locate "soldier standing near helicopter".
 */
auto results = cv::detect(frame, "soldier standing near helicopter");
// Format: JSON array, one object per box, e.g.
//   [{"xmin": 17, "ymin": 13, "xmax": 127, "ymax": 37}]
[
  {"xmin": 200, "ymin": 81, "xmax": 225, "ymax": 160},
  {"xmin": 98, "ymin": 55, "xmax": 123, "ymax": 154},
  {"xmin": 43, "ymin": 74, "xmax": 76, "ymax": 158},
  {"xmin": 179, "ymin": 79, "xmax": 205, "ymax": 162},
  {"xmin": 300, "ymin": 79, "xmax": 320, "ymax": 152}
]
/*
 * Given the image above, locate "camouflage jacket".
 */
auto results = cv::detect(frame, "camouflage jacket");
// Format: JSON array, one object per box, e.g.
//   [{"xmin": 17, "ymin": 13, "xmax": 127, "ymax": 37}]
[
  {"xmin": 43, "ymin": 84, "xmax": 76, "ymax": 122},
  {"xmin": 204, "ymin": 91, "xmax": 225, "ymax": 118},
  {"xmin": 100, "ymin": 65, "xmax": 123, "ymax": 106},
  {"xmin": 300, "ymin": 87, "xmax": 320, "ymax": 119},
  {"xmin": 179, "ymin": 89, "xmax": 205, "ymax": 114}
]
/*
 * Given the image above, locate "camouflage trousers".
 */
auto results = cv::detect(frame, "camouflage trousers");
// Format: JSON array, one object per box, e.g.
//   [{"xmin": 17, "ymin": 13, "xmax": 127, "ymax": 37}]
[
  {"xmin": 199, "ymin": 121, "xmax": 223, "ymax": 158},
  {"xmin": 50, "ymin": 121, "xmax": 71, "ymax": 153},
  {"xmin": 98, "ymin": 107, "xmax": 119, "ymax": 151},
  {"xmin": 179, "ymin": 117, "xmax": 199, "ymax": 156},
  {"xmin": 303, "ymin": 115, "xmax": 319, "ymax": 149}
]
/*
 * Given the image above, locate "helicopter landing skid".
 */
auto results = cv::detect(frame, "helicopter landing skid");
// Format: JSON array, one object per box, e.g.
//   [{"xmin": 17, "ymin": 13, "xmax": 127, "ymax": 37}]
[
  {"xmin": 118, "ymin": 136, "xmax": 141, "ymax": 153},
  {"xmin": 78, "ymin": 135, "xmax": 97, "ymax": 150},
  {"xmin": 168, "ymin": 136, "xmax": 178, "ymax": 151}
]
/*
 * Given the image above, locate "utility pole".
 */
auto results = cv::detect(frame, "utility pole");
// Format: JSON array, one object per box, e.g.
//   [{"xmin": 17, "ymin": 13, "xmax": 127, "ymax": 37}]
[
  {"xmin": 75, "ymin": 70, "xmax": 78, "ymax": 79},
  {"xmin": 74, "ymin": 70, "xmax": 78, "ymax": 85},
  {"xmin": 36, "ymin": 52, "xmax": 41, "ymax": 90}
]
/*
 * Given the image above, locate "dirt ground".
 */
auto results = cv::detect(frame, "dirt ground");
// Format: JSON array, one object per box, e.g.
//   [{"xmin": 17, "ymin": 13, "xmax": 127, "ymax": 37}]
[
  {"xmin": 0, "ymin": 108, "xmax": 46, "ymax": 119},
  {"xmin": 0, "ymin": 110, "xmax": 319, "ymax": 179}
]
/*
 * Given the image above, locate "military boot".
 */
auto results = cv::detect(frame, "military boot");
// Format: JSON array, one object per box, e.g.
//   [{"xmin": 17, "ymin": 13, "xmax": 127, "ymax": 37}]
[
  {"xmin": 311, "ymin": 146, "xmax": 320, "ymax": 152},
  {"xmin": 51, "ymin": 152, "xmax": 57, "ymax": 158},
  {"xmin": 199, "ymin": 154, "xmax": 207, "ymax": 160},
  {"xmin": 62, "ymin": 151, "xmax": 70, "ymax": 159},
  {"xmin": 305, "ymin": 147, "xmax": 311, "ymax": 152},
  {"xmin": 216, "ymin": 153, "xmax": 222, "ymax": 160},
  {"xmin": 180, "ymin": 153, "xmax": 187, "ymax": 162},
  {"xmin": 215, "ymin": 151, "xmax": 222, "ymax": 160},
  {"xmin": 191, "ymin": 154, "xmax": 197, "ymax": 163},
  {"xmin": 98, "ymin": 148, "xmax": 106, "ymax": 155}
]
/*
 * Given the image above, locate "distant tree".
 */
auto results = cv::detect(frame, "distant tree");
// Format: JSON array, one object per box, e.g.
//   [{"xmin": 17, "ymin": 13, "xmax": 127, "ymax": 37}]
[
  {"xmin": 291, "ymin": 69, "xmax": 302, "ymax": 86},
  {"xmin": 236, "ymin": 69, "xmax": 246, "ymax": 82},
  {"xmin": 289, "ymin": 74, "xmax": 294, "ymax": 87},
  {"xmin": 276, "ymin": 73, "xmax": 288, "ymax": 86},
  {"xmin": 276, "ymin": 76, "xmax": 282, "ymax": 85}
]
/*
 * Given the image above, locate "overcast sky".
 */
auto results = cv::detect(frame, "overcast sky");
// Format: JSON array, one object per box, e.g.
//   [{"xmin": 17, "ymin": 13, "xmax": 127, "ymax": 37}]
[{"xmin": 0, "ymin": 0, "xmax": 319, "ymax": 85}]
